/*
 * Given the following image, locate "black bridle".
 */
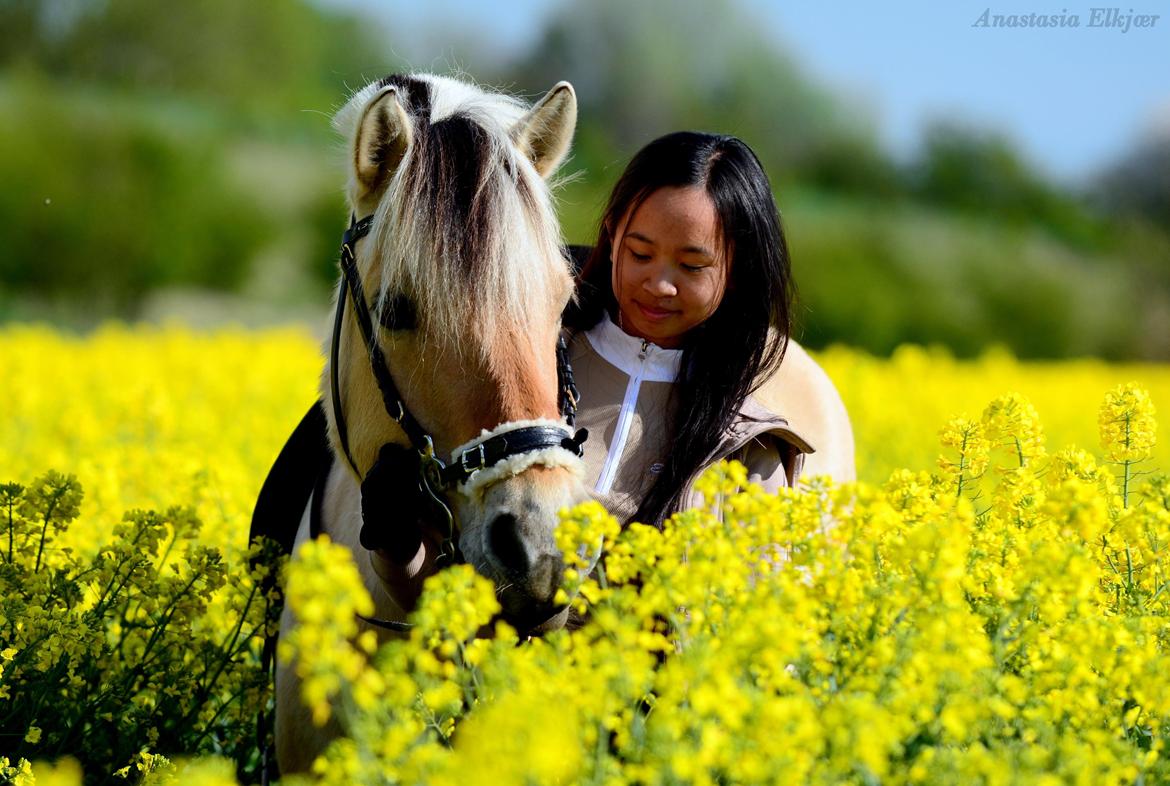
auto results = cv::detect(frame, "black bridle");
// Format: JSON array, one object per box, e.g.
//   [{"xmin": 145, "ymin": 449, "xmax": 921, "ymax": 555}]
[{"xmin": 329, "ymin": 213, "xmax": 589, "ymax": 564}]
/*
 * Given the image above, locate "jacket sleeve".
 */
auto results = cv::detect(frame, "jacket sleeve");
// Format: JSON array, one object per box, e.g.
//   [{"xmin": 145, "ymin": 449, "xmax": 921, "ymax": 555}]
[
  {"xmin": 682, "ymin": 427, "xmax": 814, "ymax": 514},
  {"xmin": 731, "ymin": 434, "xmax": 807, "ymax": 493},
  {"xmin": 683, "ymin": 435, "xmax": 804, "ymax": 530}
]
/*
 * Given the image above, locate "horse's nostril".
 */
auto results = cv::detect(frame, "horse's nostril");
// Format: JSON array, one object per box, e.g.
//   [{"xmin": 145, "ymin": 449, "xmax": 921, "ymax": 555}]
[
  {"xmin": 489, "ymin": 513, "xmax": 529, "ymax": 573},
  {"xmin": 530, "ymin": 553, "xmax": 564, "ymax": 604}
]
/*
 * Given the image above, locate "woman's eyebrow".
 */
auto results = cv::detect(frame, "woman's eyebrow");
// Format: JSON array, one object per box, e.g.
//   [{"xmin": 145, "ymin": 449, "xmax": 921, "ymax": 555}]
[
  {"xmin": 679, "ymin": 244, "xmax": 714, "ymax": 258},
  {"xmin": 627, "ymin": 231, "xmax": 713, "ymax": 259}
]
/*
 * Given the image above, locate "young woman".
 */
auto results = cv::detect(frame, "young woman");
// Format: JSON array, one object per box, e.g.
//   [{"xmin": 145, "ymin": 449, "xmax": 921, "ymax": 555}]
[{"xmin": 564, "ymin": 131, "xmax": 847, "ymax": 528}]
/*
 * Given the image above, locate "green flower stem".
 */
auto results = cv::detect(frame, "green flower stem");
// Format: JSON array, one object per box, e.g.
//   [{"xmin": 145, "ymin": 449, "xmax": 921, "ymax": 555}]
[
  {"xmin": 184, "ymin": 580, "xmax": 257, "ymax": 724},
  {"xmin": 186, "ymin": 679, "xmax": 252, "ymax": 750},
  {"xmin": 5, "ymin": 496, "xmax": 14, "ymax": 563},
  {"xmin": 130, "ymin": 570, "xmax": 205, "ymax": 676},
  {"xmin": 68, "ymin": 569, "xmax": 204, "ymax": 748},
  {"xmin": 1123, "ymin": 459, "xmax": 1132, "ymax": 510},
  {"xmin": 1122, "ymin": 412, "xmax": 1133, "ymax": 509},
  {"xmin": 89, "ymin": 526, "xmax": 151, "ymax": 621},
  {"xmin": 33, "ymin": 482, "xmax": 69, "ymax": 573},
  {"xmin": 956, "ymin": 439, "xmax": 968, "ymax": 499},
  {"xmin": 0, "ymin": 630, "xmax": 56, "ymax": 724}
]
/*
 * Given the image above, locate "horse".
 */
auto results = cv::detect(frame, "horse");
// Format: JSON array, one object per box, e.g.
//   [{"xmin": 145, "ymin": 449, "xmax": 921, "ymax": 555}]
[{"xmin": 270, "ymin": 73, "xmax": 589, "ymax": 774}]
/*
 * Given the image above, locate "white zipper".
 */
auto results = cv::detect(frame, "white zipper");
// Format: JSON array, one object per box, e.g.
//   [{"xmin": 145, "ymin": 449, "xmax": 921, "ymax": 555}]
[{"xmin": 594, "ymin": 339, "xmax": 649, "ymax": 494}]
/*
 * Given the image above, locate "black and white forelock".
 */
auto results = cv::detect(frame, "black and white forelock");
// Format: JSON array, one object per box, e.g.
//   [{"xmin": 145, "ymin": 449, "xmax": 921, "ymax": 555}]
[{"xmin": 332, "ymin": 73, "xmax": 575, "ymax": 360}]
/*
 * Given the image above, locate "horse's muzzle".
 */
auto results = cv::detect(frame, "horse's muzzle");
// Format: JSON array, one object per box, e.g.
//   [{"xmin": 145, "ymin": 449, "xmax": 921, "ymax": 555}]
[{"xmin": 497, "ymin": 601, "xmax": 570, "ymax": 637}]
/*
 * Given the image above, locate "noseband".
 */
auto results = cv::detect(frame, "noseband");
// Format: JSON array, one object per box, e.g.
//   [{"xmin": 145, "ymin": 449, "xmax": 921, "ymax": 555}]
[{"xmin": 329, "ymin": 214, "xmax": 589, "ymax": 564}]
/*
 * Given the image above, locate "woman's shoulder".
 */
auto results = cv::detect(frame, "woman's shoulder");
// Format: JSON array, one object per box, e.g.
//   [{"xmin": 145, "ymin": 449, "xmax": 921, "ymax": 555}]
[
  {"xmin": 747, "ymin": 336, "xmax": 856, "ymax": 483},
  {"xmin": 734, "ymin": 396, "xmax": 815, "ymax": 455}
]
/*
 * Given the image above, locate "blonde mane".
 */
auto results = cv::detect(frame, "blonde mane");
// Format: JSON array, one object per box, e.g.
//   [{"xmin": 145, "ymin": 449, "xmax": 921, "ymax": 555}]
[{"xmin": 333, "ymin": 74, "xmax": 572, "ymax": 366}]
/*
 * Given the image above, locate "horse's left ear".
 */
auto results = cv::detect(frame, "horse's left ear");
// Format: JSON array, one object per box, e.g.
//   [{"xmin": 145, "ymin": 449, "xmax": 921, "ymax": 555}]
[
  {"xmin": 354, "ymin": 85, "xmax": 413, "ymax": 195},
  {"xmin": 511, "ymin": 81, "xmax": 577, "ymax": 178}
]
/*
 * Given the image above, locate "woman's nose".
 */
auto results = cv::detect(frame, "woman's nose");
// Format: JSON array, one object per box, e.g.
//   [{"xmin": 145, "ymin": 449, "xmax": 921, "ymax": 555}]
[{"xmin": 644, "ymin": 268, "xmax": 677, "ymax": 297}]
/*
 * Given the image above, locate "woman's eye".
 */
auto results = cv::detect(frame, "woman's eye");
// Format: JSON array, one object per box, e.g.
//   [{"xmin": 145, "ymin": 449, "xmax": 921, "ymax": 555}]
[
  {"xmin": 681, "ymin": 263, "xmax": 705, "ymax": 272},
  {"xmin": 630, "ymin": 251, "xmax": 651, "ymax": 261}
]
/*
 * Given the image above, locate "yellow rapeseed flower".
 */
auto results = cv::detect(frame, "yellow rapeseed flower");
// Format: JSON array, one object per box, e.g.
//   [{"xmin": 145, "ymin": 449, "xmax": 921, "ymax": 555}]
[
  {"xmin": 5, "ymin": 325, "xmax": 1170, "ymax": 784},
  {"xmin": 1100, "ymin": 381, "xmax": 1158, "ymax": 464}
]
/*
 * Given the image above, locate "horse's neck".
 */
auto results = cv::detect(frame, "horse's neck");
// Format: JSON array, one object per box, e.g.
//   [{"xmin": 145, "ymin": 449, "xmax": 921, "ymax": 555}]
[{"xmin": 318, "ymin": 458, "xmax": 439, "ymax": 622}]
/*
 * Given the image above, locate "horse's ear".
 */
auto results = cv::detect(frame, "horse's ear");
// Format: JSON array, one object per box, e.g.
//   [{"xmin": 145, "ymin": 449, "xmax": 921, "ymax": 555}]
[
  {"xmin": 354, "ymin": 86, "xmax": 413, "ymax": 195},
  {"xmin": 511, "ymin": 81, "xmax": 577, "ymax": 179}
]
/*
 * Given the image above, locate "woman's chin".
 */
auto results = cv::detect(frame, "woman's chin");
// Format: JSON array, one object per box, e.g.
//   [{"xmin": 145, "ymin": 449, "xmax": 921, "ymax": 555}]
[{"xmin": 620, "ymin": 312, "xmax": 679, "ymax": 346}]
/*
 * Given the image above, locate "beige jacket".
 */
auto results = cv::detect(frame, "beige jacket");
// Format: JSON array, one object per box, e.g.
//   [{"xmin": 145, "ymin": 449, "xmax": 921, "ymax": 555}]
[{"xmin": 568, "ymin": 316, "xmax": 816, "ymax": 523}]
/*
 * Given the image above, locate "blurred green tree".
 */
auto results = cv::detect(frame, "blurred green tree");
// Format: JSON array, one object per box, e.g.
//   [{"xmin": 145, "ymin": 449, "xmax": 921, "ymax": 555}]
[
  {"xmin": 503, "ymin": 0, "xmax": 886, "ymax": 191},
  {"xmin": 1, "ymin": 0, "xmax": 392, "ymax": 124},
  {"xmin": 0, "ymin": 0, "xmax": 1166, "ymax": 358},
  {"xmin": 907, "ymin": 120, "xmax": 1114, "ymax": 251},
  {"xmin": 0, "ymin": 0, "xmax": 399, "ymax": 316},
  {"xmin": 0, "ymin": 74, "xmax": 269, "ymax": 311},
  {"xmin": 1095, "ymin": 131, "xmax": 1170, "ymax": 231}
]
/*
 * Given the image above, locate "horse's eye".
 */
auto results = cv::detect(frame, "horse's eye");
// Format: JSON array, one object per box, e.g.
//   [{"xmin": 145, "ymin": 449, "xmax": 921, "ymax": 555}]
[{"xmin": 379, "ymin": 294, "xmax": 417, "ymax": 331}]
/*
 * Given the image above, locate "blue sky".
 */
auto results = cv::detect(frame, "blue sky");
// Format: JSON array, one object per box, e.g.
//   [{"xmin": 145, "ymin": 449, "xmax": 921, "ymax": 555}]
[
  {"xmin": 329, "ymin": 0, "xmax": 1170, "ymax": 184},
  {"xmin": 756, "ymin": 1, "xmax": 1170, "ymax": 183}
]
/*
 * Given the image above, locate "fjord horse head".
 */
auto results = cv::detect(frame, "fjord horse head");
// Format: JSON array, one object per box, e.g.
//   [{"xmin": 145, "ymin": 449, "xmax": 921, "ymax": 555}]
[{"xmin": 327, "ymin": 73, "xmax": 587, "ymax": 630}]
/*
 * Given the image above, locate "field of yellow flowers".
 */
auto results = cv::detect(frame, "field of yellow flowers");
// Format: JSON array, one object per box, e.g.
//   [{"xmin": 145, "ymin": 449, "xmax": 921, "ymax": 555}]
[{"xmin": 2, "ymin": 322, "xmax": 1169, "ymax": 785}]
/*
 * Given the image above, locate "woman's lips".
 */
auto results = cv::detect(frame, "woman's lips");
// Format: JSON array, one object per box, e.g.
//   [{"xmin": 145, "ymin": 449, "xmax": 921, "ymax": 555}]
[{"xmin": 635, "ymin": 302, "xmax": 676, "ymax": 321}]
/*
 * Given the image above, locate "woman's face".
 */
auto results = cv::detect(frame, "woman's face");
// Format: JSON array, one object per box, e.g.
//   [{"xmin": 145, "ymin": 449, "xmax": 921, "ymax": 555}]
[{"xmin": 611, "ymin": 186, "xmax": 729, "ymax": 349}]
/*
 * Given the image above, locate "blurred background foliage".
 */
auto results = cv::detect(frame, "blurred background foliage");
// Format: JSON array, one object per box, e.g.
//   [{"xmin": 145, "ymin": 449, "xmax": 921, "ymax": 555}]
[{"xmin": 1, "ymin": 0, "xmax": 1168, "ymax": 358}]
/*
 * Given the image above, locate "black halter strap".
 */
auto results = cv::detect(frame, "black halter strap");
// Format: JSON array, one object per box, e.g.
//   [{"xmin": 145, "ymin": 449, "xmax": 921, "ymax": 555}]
[{"xmin": 330, "ymin": 214, "xmax": 431, "ymax": 476}]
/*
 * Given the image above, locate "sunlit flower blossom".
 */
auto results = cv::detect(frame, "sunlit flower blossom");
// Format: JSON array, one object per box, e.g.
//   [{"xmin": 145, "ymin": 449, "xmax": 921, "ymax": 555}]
[{"xmin": 1100, "ymin": 382, "xmax": 1158, "ymax": 464}]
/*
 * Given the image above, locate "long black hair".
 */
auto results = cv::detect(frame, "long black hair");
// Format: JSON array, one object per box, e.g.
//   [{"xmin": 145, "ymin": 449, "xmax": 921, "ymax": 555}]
[{"xmin": 564, "ymin": 131, "xmax": 797, "ymax": 528}]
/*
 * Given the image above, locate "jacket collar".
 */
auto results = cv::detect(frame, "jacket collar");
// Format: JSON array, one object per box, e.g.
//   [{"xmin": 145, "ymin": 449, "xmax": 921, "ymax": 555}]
[
  {"xmin": 584, "ymin": 313, "xmax": 682, "ymax": 383},
  {"xmin": 574, "ymin": 317, "xmax": 817, "ymax": 458}
]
